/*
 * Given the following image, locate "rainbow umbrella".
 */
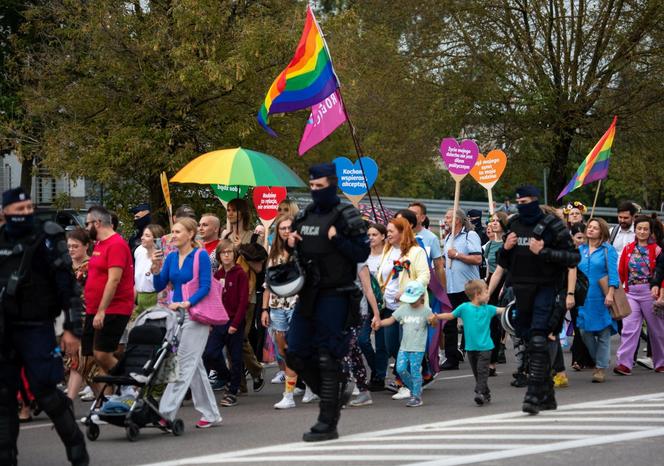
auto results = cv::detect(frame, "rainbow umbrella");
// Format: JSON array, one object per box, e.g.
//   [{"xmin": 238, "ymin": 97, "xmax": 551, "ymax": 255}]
[{"xmin": 170, "ymin": 147, "xmax": 306, "ymax": 187}]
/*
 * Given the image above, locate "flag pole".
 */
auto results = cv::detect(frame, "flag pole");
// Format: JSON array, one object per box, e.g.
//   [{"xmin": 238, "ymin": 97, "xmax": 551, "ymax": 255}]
[{"xmin": 590, "ymin": 179, "xmax": 602, "ymax": 218}]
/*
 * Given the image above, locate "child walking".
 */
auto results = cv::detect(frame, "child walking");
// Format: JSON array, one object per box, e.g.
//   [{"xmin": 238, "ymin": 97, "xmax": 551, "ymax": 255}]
[
  {"xmin": 375, "ymin": 281, "xmax": 433, "ymax": 407},
  {"xmin": 431, "ymin": 280, "xmax": 504, "ymax": 406}
]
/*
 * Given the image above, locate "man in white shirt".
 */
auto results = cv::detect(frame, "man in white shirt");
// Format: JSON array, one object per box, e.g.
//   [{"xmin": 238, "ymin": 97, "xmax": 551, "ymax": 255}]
[
  {"xmin": 610, "ymin": 201, "xmax": 637, "ymax": 258},
  {"xmin": 408, "ymin": 202, "xmax": 446, "ymax": 289}
]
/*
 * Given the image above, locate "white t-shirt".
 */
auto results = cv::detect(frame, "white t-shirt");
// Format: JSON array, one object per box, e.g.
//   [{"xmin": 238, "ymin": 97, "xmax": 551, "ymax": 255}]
[
  {"xmin": 134, "ymin": 245, "xmax": 156, "ymax": 293},
  {"xmin": 378, "ymin": 247, "xmax": 402, "ymax": 310},
  {"xmin": 366, "ymin": 252, "xmax": 382, "ymax": 276}
]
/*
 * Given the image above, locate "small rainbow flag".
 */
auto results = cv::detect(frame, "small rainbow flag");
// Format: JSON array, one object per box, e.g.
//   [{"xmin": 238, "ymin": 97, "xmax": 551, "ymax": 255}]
[
  {"xmin": 557, "ymin": 116, "xmax": 617, "ymax": 200},
  {"xmin": 257, "ymin": 6, "xmax": 340, "ymax": 136}
]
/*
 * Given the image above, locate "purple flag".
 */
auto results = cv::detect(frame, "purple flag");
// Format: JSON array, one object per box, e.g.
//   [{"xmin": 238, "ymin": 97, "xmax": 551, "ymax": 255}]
[{"xmin": 298, "ymin": 90, "xmax": 347, "ymax": 156}]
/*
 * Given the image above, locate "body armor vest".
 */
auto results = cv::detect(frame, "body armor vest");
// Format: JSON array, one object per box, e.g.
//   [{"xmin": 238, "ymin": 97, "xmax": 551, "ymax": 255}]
[
  {"xmin": 296, "ymin": 208, "xmax": 355, "ymax": 289},
  {"xmin": 506, "ymin": 217, "xmax": 561, "ymax": 284}
]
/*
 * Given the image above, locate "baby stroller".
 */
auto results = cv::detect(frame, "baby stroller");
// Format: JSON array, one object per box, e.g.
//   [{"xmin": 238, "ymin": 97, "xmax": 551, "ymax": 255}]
[{"xmin": 82, "ymin": 306, "xmax": 185, "ymax": 442}]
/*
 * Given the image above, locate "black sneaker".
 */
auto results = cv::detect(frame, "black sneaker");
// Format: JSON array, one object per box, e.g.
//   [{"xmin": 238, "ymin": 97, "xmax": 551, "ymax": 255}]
[
  {"xmin": 220, "ymin": 393, "xmax": 238, "ymax": 407},
  {"xmin": 210, "ymin": 380, "xmax": 228, "ymax": 391},
  {"xmin": 385, "ymin": 380, "xmax": 402, "ymax": 393},
  {"xmin": 368, "ymin": 379, "xmax": 386, "ymax": 392},
  {"xmin": 439, "ymin": 360, "xmax": 459, "ymax": 371},
  {"xmin": 253, "ymin": 375, "xmax": 265, "ymax": 392},
  {"xmin": 489, "ymin": 367, "xmax": 497, "ymax": 377},
  {"xmin": 474, "ymin": 393, "xmax": 486, "ymax": 406},
  {"xmin": 497, "ymin": 344, "xmax": 507, "ymax": 364}
]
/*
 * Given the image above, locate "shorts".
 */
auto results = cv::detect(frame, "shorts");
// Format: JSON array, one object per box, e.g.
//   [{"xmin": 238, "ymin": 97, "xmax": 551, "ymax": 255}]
[
  {"xmin": 81, "ymin": 313, "xmax": 131, "ymax": 356},
  {"xmin": 269, "ymin": 308, "xmax": 294, "ymax": 333}
]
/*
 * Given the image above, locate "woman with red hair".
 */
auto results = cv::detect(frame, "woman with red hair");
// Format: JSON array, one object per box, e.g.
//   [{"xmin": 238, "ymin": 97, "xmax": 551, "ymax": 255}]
[{"xmin": 375, "ymin": 217, "xmax": 430, "ymax": 399}]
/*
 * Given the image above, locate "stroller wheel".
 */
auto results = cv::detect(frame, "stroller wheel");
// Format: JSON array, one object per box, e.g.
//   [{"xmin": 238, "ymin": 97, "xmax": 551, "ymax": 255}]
[
  {"xmin": 172, "ymin": 419, "xmax": 184, "ymax": 437},
  {"xmin": 86, "ymin": 423, "xmax": 100, "ymax": 441},
  {"xmin": 125, "ymin": 422, "xmax": 140, "ymax": 442}
]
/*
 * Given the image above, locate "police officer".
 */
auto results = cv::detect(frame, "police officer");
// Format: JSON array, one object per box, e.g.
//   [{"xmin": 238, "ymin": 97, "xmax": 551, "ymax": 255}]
[
  {"xmin": 286, "ymin": 163, "xmax": 369, "ymax": 442},
  {"xmin": 0, "ymin": 188, "xmax": 88, "ymax": 465},
  {"xmin": 498, "ymin": 186, "xmax": 579, "ymax": 415}
]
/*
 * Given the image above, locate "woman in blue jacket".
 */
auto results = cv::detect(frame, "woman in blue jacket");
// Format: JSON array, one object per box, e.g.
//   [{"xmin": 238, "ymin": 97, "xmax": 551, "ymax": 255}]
[{"xmin": 577, "ymin": 218, "xmax": 619, "ymax": 383}]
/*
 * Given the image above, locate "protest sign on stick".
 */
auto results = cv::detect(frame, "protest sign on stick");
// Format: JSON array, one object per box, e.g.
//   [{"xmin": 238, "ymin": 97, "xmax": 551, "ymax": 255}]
[
  {"xmin": 333, "ymin": 156, "xmax": 378, "ymax": 207},
  {"xmin": 440, "ymin": 138, "xmax": 479, "ymax": 267},
  {"xmin": 469, "ymin": 149, "xmax": 507, "ymax": 214},
  {"xmin": 252, "ymin": 187, "xmax": 287, "ymax": 247}
]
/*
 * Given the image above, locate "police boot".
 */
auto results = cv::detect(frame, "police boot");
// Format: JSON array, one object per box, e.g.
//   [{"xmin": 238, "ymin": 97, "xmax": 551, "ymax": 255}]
[
  {"xmin": 38, "ymin": 389, "xmax": 89, "ymax": 465},
  {"xmin": 0, "ymin": 386, "xmax": 19, "ymax": 466},
  {"xmin": 303, "ymin": 351, "xmax": 341, "ymax": 442},
  {"xmin": 522, "ymin": 334, "xmax": 551, "ymax": 415},
  {"xmin": 539, "ymin": 379, "xmax": 557, "ymax": 411}
]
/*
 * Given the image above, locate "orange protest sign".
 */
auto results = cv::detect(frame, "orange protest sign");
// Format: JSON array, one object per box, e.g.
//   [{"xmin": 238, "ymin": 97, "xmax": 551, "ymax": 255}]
[{"xmin": 470, "ymin": 149, "xmax": 507, "ymax": 189}]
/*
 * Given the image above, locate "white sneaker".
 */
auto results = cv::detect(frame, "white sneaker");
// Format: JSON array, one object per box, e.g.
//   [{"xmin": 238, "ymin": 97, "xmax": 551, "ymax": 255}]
[
  {"xmin": 79, "ymin": 386, "xmax": 93, "ymax": 399},
  {"xmin": 302, "ymin": 386, "xmax": 320, "ymax": 404},
  {"xmin": 80, "ymin": 388, "xmax": 95, "ymax": 402},
  {"xmin": 80, "ymin": 414, "xmax": 107, "ymax": 425},
  {"xmin": 293, "ymin": 387, "xmax": 305, "ymax": 396},
  {"xmin": 271, "ymin": 371, "xmax": 286, "ymax": 384},
  {"xmin": 274, "ymin": 392, "xmax": 296, "ymax": 409},
  {"xmin": 392, "ymin": 386, "xmax": 411, "ymax": 400},
  {"xmin": 636, "ymin": 357, "xmax": 654, "ymax": 370},
  {"xmin": 352, "ymin": 384, "xmax": 360, "ymax": 396}
]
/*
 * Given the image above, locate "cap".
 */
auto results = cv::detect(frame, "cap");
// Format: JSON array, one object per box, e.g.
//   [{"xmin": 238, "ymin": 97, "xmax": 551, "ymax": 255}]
[
  {"xmin": 130, "ymin": 203, "xmax": 150, "ymax": 214},
  {"xmin": 515, "ymin": 185, "xmax": 540, "ymax": 199},
  {"xmin": 238, "ymin": 243, "xmax": 268, "ymax": 262},
  {"xmin": 400, "ymin": 280, "xmax": 426, "ymax": 304},
  {"xmin": 467, "ymin": 209, "xmax": 482, "ymax": 219},
  {"xmin": 309, "ymin": 162, "xmax": 336, "ymax": 180},
  {"xmin": 2, "ymin": 187, "xmax": 31, "ymax": 208}
]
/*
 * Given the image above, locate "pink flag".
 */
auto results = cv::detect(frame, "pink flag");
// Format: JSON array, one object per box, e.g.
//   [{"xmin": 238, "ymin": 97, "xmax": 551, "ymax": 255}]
[{"xmin": 298, "ymin": 90, "xmax": 347, "ymax": 156}]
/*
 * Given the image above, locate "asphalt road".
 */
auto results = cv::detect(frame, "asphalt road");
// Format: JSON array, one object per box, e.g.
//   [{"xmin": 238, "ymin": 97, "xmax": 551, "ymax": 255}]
[{"xmin": 17, "ymin": 336, "xmax": 664, "ymax": 466}]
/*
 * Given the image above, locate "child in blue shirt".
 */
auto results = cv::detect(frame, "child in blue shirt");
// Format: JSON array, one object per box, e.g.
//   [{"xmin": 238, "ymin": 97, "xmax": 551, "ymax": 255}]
[
  {"xmin": 431, "ymin": 279, "xmax": 504, "ymax": 405},
  {"xmin": 376, "ymin": 280, "xmax": 433, "ymax": 408}
]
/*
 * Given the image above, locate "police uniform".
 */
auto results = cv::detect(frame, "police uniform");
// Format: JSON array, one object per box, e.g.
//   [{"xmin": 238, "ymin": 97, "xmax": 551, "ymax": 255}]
[
  {"xmin": 0, "ymin": 188, "xmax": 88, "ymax": 466},
  {"xmin": 286, "ymin": 163, "xmax": 369, "ymax": 442},
  {"xmin": 497, "ymin": 186, "xmax": 579, "ymax": 415}
]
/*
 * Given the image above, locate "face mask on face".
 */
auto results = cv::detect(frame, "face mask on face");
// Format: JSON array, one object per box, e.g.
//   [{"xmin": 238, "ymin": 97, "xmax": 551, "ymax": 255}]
[
  {"xmin": 134, "ymin": 214, "xmax": 151, "ymax": 232},
  {"xmin": 516, "ymin": 200, "xmax": 542, "ymax": 225},
  {"xmin": 4, "ymin": 214, "xmax": 35, "ymax": 237},
  {"xmin": 310, "ymin": 184, "xmax": 339, "ymax": 210}
]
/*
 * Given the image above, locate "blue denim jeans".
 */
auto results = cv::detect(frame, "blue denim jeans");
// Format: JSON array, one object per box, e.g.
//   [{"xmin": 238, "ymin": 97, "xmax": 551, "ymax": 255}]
[
  {"xmin": 358, "ymin": 315, "xmax": 383, "ymax": 380},
  {"xmin": 396, "ymin": 350, "xmax": 425, "ymax": 397},
  {"xmin": 580, "ymin": 326, "xmax": 612, "ymax": 369}
]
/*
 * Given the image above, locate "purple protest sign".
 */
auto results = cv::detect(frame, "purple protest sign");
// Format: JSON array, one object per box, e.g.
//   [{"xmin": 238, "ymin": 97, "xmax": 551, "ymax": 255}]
[{"xmin": 439, "ymin": 138, "xmax": 479, "ymax": 177}]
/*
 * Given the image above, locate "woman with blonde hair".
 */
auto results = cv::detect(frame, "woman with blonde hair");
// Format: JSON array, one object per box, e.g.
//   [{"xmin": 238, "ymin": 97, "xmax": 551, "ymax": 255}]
[{"xmin": 151, "ymin": 217, "xmax": 222, "ymax": 429}]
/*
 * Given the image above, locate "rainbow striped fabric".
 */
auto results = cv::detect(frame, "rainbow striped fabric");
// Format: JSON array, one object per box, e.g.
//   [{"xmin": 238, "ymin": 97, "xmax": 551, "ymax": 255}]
[
  {"xmin": 257, "ymin": 6, "xmax": 340, "ymax": 136},
  {"xmin": 557, "ymin": 116, "xmax": 617, "ymax": 200}
]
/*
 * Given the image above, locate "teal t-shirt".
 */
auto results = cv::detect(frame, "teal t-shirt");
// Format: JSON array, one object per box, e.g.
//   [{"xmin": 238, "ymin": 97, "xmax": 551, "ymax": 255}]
[
  {"xmin": 452, "ymin": 302, "xmax": 497, "ymax": 351},
  {"xmin": 392, "ymin": 303, "xmax": 433, "ymax": 352}
]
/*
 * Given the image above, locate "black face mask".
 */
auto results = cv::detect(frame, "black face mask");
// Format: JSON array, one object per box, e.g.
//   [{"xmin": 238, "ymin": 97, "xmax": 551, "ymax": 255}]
[
  {"xmin": 310, "ymin": 184, "xmax": 339, "ymax": 211},
  {"xmin": 4, "ymin": 214, "xmax": 35, "ymax": 238},
  {"xmin": 517, "ymin": 200, "xmax": 542, "ymax": 225},
  {"xmin": 134, "ymin": 214, "xmax": 151, "ymax": 232}
]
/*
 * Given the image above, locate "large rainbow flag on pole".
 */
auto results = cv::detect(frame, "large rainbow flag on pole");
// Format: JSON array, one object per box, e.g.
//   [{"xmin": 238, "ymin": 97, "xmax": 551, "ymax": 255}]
[
  {"xmin": 557, "ymin": 116, "xmax": 617, "ymax": 200},
  {"xmin": 257, "ymin": 6, "xmax": 340, "ymax": 136}
]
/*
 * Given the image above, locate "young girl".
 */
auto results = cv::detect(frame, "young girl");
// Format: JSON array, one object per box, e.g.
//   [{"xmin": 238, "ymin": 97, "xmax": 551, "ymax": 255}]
[
  {"xmin": 375, "ymin": 280, "xmax": 433, "ymax": 407},
  {"xmin": 261, "ymin": 215, "xmax": 306, "ymax": 409},
  {"xmin": 203, "ymin": 239, "xmax": 249, "ymax": 407}
]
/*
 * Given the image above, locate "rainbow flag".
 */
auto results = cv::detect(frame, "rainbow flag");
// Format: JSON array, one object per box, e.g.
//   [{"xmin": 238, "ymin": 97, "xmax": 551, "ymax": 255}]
[
  {"xmin": 557, "ymin": 116, "xmax": 617, "ymax": 200},
  {"xmin": 257, "ymin": 6, "xmax": 340, "ymax": 136}
]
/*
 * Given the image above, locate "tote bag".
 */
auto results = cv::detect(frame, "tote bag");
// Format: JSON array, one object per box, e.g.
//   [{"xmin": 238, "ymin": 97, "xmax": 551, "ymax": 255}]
[
  {"xmin": 181, "ymin": 249, "xmax": 229, "ymax": 325},
  {"xmin": 598, "ymin": 248, "xmax": 631, "ymax": 320}
]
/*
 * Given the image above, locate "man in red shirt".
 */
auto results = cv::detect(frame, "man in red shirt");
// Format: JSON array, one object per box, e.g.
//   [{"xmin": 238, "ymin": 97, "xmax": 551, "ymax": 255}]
[
  {"xmin": 83, "ymin": 206, "xmax": 134, "ymax": 374},
  {"xmin": 199, "ymin": 213, "xmax": 221, "ymax": 271}
]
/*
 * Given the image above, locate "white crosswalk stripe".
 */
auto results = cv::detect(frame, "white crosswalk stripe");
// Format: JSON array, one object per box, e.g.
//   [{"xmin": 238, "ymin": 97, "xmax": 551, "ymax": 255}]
[{"xmin": 140, "ymin": 392, "xmax": 664, "ymax": 466}]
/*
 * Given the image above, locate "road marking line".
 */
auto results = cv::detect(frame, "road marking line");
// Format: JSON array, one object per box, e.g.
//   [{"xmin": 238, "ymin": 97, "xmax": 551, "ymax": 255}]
[
  {"xmin": 530, "ymin": 410, "xmax": 664, "ymax": 415},
  {"xmin": 289, "ymin": 444, "xmax": 531, "ymax": 451},
  {"xmin": 138, "ymin": 392, "xmax": 664, "ymax": 466},
  {"xmin": 465, "ymin": 416, "xmax": 664, "ymax": 424},
  {"xmin": 19, "ymin": 422, "xmax": 53, "ymax": 431},
  {"xmin": 407, "ymin": 427, "xmax": 664, "ymax": 466},
  {"xmin": 197, "ymin": 454, "xmax": 449, "ymax": 463},
  {"xmin": 342, "ymin": 434, "xmax": 593, "ymax": 441}
]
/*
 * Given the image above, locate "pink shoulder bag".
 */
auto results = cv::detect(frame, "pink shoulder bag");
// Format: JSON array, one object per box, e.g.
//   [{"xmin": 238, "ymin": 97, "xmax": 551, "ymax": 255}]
[{"xmin": 181, "ymin": 249, "xmax": 229, "ymax": 325}]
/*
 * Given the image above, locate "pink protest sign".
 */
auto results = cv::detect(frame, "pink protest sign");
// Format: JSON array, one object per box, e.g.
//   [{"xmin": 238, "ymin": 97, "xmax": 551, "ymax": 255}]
[
  {"xmin": 252, "ymin": 187, "xmax": 287, "ymax": 221},
  {"xmin": 439, "ymin": 138, "xmax": 480, "ymax": 178}
]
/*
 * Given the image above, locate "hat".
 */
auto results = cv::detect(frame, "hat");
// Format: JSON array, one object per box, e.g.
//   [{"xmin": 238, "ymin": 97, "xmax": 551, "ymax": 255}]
[
  {"xmin": 400, "ymin": 280, "xmax": 426, "ymax": 304},
  {"xmin": 238, "ymin": 243, "xmax": 268, "ymax": 262},
  {"xmin": 515, "ymin": 185, "xmax": 540, "ymax": 199},
  {"xmin": 130, "ymin": 203, "xmax": 150, "ymax": 214},
  {"xmin": 2, "ymin": 187, "xmax": 31, "ymax": 208},
  {"xmin": 309, "ymin": 162, "xmax": 336, "ymax": 180},
  {"xmin": 467, "ymin": 209, "xmax": 482, "ymax": 219}
]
